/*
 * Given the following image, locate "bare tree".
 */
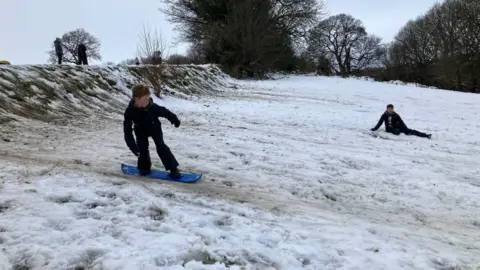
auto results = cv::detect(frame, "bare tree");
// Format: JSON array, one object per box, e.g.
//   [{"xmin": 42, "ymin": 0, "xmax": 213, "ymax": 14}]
[
  {"xmin": 135, "ymin": 23, "xmax": 171, "ymax": 97},
  {"xmin": 186, "ymin": 42, "xmax": 205, "ymax": 64},
  {"xmin": 160, "ymin": 0, "xmax": 323, "ymax": 41},
  {"xmin": 136, "ymin": 23, "xmax": 169, "ymax": 64},
  {"xmin": 308, "ymin": 14, "xmax": 383, "ymax": 76},
  {"xmin": 457, "ymin": 0, "xmax": 480, "ymax": 90},
  {"xmin": 337, "ymin": 0, "xmax": 480, "ymax": 92},
  {"xmin": 382, "ymin": 0, "xmax": 480, "ymax": 92},
  {"xmin": 208, "ymin": 0, "xmax": 296, "ymax": 76},
  {"xmin": 159, "ymin": 0, "xmax": 324, "ymax": 76},
  {"xmin": 48, "ymin": 28, "xmax": 101, "ymax": 64},
  {"xmin": 269, "ymin": 0, "xmax": 325, "ymax": 41}
]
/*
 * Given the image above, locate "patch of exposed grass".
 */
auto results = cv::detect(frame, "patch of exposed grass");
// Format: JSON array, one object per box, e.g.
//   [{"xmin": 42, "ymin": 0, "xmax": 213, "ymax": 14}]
[
  {"xmin": 0, "ymin": 201, "xmax": 12, "ymax": 213},
  {"xmin": 49, "ymin": 194, "xmax": 74, "ymax": 204},
  {"xmin": 215, "ymin": 215, "xmax": 233, "ymax": 227},
  {"xmin": 180, "ymin": 250, "xmax": 245, "ymax": 267},
  {"xmin": 70, "ymin": 248, "xmax": 105, "ymax": 270},
  {"xmin": 148, "ymin": 204, "xmax": 167, "ymax": 221}
]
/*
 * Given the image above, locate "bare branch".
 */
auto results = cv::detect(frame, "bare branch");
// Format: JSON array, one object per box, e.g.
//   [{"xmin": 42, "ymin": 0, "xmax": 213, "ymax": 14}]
[
  {"xmin": 136, "ymin": 23, "xmax": 169, "ymax": 64},
  {"xmin": 159, "ymin": 0, "xmax": 325, "ymax": 76},
  {"xmin": 307, "ymin": 14, "xmax": 382, "ymax": 76}
]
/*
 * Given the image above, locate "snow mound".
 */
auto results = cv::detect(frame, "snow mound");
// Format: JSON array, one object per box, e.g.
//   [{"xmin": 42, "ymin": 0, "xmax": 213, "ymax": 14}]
[{"xmin": 0, "ymin": 64, "xmax": 234, "ymax": 124}]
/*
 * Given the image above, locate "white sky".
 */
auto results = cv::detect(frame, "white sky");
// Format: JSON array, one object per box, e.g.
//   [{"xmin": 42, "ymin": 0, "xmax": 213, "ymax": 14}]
[{"xmin": 0, "ymin": 0, "xmax": 442, "ymax": 65}]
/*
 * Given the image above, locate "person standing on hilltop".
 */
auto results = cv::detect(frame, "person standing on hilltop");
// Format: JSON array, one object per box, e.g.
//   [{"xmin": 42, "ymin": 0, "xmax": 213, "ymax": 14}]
[
  {"xmin": 54, "ymin": 38, "xmax": 63, "ymax": 64},
  {"xmin": 77, "ymin": 43, "xmax": 88, "ymax": 65},
  {"xmin": 370, "ymin": 104, "xmax": 432, "ymax": 139}
]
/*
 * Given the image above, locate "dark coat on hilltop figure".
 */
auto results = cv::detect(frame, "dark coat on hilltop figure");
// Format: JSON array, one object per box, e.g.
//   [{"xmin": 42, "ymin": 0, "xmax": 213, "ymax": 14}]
[
  {"xmin": 77, "ymin": 43, "xmax": 88, "ymax": 65},
  {"xmin": 54, "ymin": 38, "xmax": 63, "ymax": 64}
]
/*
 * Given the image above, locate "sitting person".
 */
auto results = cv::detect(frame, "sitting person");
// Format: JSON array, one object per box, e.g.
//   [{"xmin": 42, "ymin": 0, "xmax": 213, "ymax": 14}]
[{"xmin": 371, "ymin": 104, "xmax": 431, "ymax": 139}]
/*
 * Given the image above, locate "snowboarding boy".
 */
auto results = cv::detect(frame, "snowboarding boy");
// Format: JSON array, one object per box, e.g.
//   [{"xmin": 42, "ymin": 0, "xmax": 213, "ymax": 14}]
[
  {"xmin": 370, "ymin": 104, "xmax": 432, "ymax": 139},
  {"xmin": 123, "ymin": 84, "xmax": 182, "ymax": 178}
]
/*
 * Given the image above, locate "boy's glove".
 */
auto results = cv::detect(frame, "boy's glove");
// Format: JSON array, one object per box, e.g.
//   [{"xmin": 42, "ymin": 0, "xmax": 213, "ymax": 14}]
[
  {"xmin": 173, "ymin": 119, "xmax": 181, "ymax": 128},
  {"xmin": 132, "ymin": 151, "xmax": 139, "ymax": 157}
]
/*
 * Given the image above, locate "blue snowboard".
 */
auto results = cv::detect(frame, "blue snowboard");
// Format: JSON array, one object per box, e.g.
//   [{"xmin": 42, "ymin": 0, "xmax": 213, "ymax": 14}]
[{"xmin": 120, "ymin": 163, "xmax": 202, "ymax": 183}]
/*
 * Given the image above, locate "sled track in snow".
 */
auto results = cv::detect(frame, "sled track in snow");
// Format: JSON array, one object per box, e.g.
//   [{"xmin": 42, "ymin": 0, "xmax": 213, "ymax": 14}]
[{"xmin": 2, "ymin": 151, "xmax": 316, "ymax": 214}]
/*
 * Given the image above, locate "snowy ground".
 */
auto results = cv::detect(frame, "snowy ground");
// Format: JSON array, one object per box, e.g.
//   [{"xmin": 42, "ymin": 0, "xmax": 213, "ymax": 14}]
[{"xmin": 1, "ymin": 74, "xmax": 480, "ymax": 269}]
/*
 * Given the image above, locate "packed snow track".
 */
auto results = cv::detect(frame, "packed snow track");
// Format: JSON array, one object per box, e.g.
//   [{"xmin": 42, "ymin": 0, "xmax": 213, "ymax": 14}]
[{"xmin": 1, "ymin": 74, "xmax": 479, "ymax": 270}]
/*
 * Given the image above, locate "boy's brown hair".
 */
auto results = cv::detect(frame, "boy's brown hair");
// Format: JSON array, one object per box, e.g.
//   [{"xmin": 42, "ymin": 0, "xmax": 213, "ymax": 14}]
[{"xmin": 132, "ymin": 84, "xmax": 150, "ymax": 98}]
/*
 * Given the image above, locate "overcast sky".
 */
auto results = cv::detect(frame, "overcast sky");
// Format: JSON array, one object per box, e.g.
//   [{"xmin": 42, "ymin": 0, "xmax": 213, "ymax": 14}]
[{"xmin": 1, "ymin": 0, "xmax": 441, "ymax": 65}]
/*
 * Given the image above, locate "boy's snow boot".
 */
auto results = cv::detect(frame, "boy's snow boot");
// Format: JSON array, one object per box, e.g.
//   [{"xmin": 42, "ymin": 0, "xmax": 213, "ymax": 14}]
[
  {"xmin": 139, "ymin": 169, "xmax": 151, "ymax": 176},
  {"xmin": 169, "ymin": 168, "xmax": 181, "ymax": 179}
]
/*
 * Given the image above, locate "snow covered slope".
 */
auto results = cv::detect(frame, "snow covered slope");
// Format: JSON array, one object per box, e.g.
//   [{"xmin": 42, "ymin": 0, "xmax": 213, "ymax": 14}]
[{"xmin": 0, "ymin": 70, "xmax": 479, "ymax": 269}]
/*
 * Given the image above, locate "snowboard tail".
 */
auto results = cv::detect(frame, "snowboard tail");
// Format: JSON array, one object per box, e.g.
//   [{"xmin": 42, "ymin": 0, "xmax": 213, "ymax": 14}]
[{"xmin": 120, "ymin": 163, "xmax": 201, "ymax": 183}]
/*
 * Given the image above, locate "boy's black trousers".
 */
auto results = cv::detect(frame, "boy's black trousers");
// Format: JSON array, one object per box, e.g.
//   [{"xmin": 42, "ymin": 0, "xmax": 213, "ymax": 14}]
[
  {"xmin": 135, "ymin": 131, "xmax": 179, "ymax": 172},
  {"xmin": 389, "ymin": 128, "xmax": 429, "ymax": 138}
]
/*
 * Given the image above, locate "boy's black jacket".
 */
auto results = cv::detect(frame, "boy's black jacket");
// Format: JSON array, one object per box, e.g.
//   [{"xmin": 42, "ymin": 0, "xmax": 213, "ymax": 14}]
[
  {"xmin": 123, "ymin": 98, "xmax": 179, "ymax": 154},
  {"xmin": 371, "ymin": 111, "xmax": 408, "ymax": 132}
]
